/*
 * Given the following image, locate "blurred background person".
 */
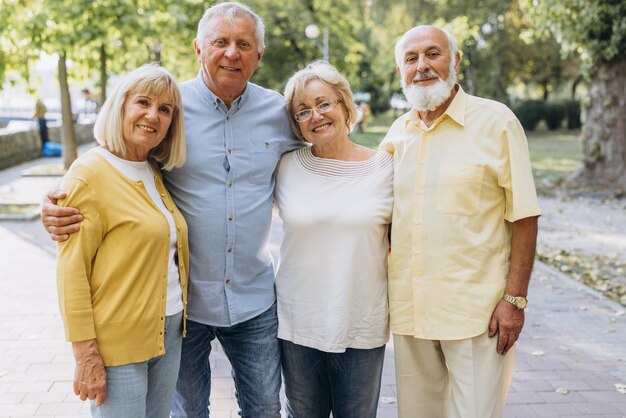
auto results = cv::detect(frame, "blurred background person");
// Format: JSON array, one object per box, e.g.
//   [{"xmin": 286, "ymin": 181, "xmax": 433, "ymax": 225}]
[{"xmin": 32, "ymin": 96, "xmax": 49, "ymax": 152}]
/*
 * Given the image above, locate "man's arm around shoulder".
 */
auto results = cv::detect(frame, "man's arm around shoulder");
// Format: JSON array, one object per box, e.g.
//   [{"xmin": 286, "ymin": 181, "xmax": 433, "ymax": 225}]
[{"xmin": 41, "ymin": 189, "xmax": 83, "ymax": 242}]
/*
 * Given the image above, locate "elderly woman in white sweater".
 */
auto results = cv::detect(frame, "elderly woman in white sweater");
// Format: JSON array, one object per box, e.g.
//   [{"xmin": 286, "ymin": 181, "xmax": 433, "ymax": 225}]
[{"xmin": 274, "ymin": 61, "xmax": 393, "ymax": 418}]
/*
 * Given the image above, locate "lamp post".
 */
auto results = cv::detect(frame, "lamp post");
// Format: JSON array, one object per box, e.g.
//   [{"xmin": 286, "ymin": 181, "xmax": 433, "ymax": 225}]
[
  {"xmin": 152, "ymin": 42, "xmax": 163, "ymax": 65},
  {"xmin": 305, "ymin": 24, "xmax": 329, "ymax": 61}
]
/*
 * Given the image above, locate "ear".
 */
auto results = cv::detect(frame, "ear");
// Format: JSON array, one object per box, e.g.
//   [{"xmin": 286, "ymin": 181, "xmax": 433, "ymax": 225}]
[
  {"xmin": 396, "ymin": 66, "xmax": 401, "ymax": 77},
  {"xmin": 193, "ymin": 39, "xmax": 201, "ymax": 62},
  {"xmin": 255, "ymin": 48, "xmax": 265, "ymax": 70},
  {"xmin": 454, "ymin": 51, "xmax": 461, "ymax": 74}
]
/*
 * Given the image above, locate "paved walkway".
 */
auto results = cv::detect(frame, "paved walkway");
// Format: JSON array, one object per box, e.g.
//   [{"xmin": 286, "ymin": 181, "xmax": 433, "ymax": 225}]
[{"xmin": 0, "ymin": 149, "xmax": 625, "ymax": 417}]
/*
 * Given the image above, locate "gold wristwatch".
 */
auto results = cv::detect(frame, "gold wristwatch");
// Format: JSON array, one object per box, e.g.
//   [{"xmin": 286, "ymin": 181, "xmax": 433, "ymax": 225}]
[{"xmin": 502, "ymin": 292, "xmax": 528, "ymax": 309}]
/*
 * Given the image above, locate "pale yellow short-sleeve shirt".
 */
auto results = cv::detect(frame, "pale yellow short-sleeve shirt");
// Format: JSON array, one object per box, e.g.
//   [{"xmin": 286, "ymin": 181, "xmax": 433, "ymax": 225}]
[{"xmin": 380, "ymin": 86, "xmax": 541, "ymax": 340}]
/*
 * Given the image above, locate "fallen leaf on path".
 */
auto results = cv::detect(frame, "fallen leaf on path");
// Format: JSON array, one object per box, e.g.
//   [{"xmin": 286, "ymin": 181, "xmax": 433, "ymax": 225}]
[{"xmin": 380, "ymin": 397, "xmax": 397, "ymax": 404}]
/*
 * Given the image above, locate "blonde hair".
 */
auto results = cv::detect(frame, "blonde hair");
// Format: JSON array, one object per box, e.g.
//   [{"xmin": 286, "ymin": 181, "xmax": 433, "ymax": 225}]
[
  {"xmin": 93, "ymin": 64, "xmax": 186, "ymax": 171},
  {"xmin": 283, "ymin": 60, "xmax": 357, "ymax": 141}
]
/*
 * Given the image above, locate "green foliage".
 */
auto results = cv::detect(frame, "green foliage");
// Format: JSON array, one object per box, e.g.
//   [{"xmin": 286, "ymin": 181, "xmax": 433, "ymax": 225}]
[
  {"xmin": 544, "ymin": 102, "xmax": 566, "ymax": 130},
  {"xmin": 526, "ymin": 129, "xmax": 583, "ymax": 195},
  {"xmin": 249, "ymin": 0, "xmax": 364, "ymax": 94},
  {"xmin": 513, "ymin": 99, "xmax": 545, "ymax": 131},
  {"xmin": 521, "ymin": 0, "xmax": 626, "ymax": 64},
  {"xmin": 0, "ymin": 0, "xmax": 597, "ymax": 125}
]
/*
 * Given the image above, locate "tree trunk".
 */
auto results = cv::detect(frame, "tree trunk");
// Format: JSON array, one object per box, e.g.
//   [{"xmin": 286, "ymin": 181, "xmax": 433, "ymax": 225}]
[
  {"xmin": 99, "ymin": 43, "xmax": 107, "ymax": 106},
  {"xmin": 58, "ymin": 51, "xmax": 77, "ymax": 169},
  {"xmin": 570, "ymin": 58, "xmax": 626, "ymax": 192},
  {"xmin": 571, "ymin": 74, "xmax": 582, "ymax": 99},
  {"xmin": 542, "ymin": 80, "xmax": 549, "ymax": 101}
]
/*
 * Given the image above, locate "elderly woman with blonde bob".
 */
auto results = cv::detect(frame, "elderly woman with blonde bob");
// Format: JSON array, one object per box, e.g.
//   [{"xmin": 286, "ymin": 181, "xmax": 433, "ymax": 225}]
[
  {"xmin": 56, "ymin": 64, "xmax": 189, "ymax": 418},
  {"xmin": 274, "ymin": 61, "xmax": 393, "ymax": 417}
]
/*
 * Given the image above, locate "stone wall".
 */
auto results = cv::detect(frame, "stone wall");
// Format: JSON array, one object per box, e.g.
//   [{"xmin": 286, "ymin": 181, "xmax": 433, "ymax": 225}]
[{"xmin": 0, "ymin": 123, "xmax": 94, "ymax": 170}]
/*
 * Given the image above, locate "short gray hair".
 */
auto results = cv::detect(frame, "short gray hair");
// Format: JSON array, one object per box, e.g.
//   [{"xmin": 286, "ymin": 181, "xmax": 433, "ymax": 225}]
[
  {"xmin": 196, "ymin": 2, "xmax": 265, "ymax": 52},
  {"xmin": 394, "ymin": 25, "xmax": 458, "ymax": 68},
  {"xmin": 283, "ymin": 60, "xmax": 358, "ymax": 141}
]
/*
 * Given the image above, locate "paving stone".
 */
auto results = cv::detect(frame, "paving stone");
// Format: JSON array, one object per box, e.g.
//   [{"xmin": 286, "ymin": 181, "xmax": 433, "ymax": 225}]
[
  {"xmin": 504, "ymin": 403, "xmax": 539, "ymax": 417},
  {"xmin": 529, "ymin": 402, "xmax": 579, "ymax": 416},
  {"xmin": 571, "ymin": 400, "xmax": 622, "ymax": 414},
  {"xmin": 0, "ymin": 392, "xmax": 26, "ymax": 404}
]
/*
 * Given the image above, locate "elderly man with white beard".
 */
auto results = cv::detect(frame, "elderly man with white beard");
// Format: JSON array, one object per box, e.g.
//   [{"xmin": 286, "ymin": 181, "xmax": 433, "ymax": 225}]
[{"xmin": 380, "ymin": 26, "xmax": 541, "ymax": 418}]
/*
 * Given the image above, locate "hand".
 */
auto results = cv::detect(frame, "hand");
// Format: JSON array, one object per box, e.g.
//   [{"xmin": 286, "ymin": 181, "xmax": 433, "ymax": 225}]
[
  {"xmin": 488, "ymin": 299, "xmax": 525, "ymax": 355},
  {"xmin": 40, "ymin": 189, "xmax": 83, "ymax": 242},
  {"xmin": 72, "ymin": 340, "xmax": 106, "ymax": 406}
]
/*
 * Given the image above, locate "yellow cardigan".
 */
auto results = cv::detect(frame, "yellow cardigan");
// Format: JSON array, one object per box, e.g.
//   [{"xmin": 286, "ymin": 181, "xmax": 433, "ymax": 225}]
[{"xmin": 57, "ymin": 151, "xmax": 189, "ymax": 367}]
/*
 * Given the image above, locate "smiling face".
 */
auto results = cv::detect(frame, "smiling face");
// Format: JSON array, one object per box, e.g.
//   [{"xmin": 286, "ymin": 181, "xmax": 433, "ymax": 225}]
[
  {"xmin": 121, "ymin": 90, "xmax": 174, "ymax": 161},
  {"xmin": 396, "ymin": 26, "xmax": 461, "ymax": 112},
  {"xmin": 398, "ymin": 26, "xmax": 458, "ymax": 87},
  {"xmin": 194, "ymin": 14, "xmax": 263, "ymax": 105},
  {"xmin": 293, "ymin": 79, "xmax": 348, "ymax": 146}
]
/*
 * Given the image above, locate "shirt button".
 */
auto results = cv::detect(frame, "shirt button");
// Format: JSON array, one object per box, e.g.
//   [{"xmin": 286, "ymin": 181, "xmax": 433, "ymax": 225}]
[
  {"xmin": 227, "ymin": 246, "xmax": 233, "ymax": 253},
  {"xmin": 226, "ymin": 115, "xmax": 230, "ymax": 121},
  {"xmin": 228, "ymin": 215, "xmax": 233, "ymax": 221},
  {"xmin": 227, "ymin": 180, "xmax": 232, "ymax": 188},
  {"xmin": 227, "ymin": 148, "xmax": 232, "ymax": 154},
  {"xmin": 225, "ymin": 278, "xmax": 231, "ymax": 285},
  {"xmin": 161, "ymin": 193, "xmax": 165, "ymax": 197}
]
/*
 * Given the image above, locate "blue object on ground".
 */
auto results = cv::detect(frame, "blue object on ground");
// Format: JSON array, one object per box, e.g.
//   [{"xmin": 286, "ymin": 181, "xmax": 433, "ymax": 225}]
[{"xmin": 42, "ymin": 141, "xmax": 63, "ymax": 157}]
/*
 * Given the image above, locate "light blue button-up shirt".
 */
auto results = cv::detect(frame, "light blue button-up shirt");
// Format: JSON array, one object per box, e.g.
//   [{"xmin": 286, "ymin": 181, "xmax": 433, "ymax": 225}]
[{"xmin": 164, "ymin": 72, "xmax": 301, "ymax": 326}]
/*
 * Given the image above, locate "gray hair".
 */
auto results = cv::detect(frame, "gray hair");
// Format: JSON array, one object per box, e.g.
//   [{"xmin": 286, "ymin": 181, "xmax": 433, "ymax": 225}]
[
  {"xmin": 283, "ymin": 60, "xmax": 358, "ymax": 141},
  {"xmin": 196, "ymin": 2, "xmax": 265, "ymax": 52},
  {"xmin": 394, "ymin": 25, "xmax": 458, "ymax": 68}
]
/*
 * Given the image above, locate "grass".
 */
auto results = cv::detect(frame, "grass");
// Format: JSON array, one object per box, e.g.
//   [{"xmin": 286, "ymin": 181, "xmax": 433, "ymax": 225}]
[
  {"xmin": 526, "ymin": 129, "xmax": 583, "ymax": 195},
  {"xmin": 351, "ymin": 111, "xmax": 583, "ymax": 196}
]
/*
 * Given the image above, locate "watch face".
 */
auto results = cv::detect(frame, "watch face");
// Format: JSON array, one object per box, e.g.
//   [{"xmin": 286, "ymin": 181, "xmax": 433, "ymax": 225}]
[{"xmin": 515, "ymin": 298, "xmax": 527, "ymax": 309}]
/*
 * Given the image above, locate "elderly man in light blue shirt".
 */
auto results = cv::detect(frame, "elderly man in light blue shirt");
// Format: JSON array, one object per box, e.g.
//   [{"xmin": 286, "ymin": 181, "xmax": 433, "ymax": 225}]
[{"xmin": 42, "ymin": 2, "xmax": 300, "ymax": 417}]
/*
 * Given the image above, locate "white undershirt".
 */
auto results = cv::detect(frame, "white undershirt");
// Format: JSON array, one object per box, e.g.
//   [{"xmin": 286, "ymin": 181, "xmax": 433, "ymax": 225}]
[
  {"xmin": 274, "ymin": 147, "xmax": 394, "ymax": 352},
  {"xmin": 94, "ymin": 147, "xmax": 183, "ymax": 316}
]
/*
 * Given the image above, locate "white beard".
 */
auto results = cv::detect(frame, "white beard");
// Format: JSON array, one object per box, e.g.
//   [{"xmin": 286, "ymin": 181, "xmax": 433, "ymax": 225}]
[{"xmin": 401, "ymin": 61, "xmax": 457, "ymax": 112}]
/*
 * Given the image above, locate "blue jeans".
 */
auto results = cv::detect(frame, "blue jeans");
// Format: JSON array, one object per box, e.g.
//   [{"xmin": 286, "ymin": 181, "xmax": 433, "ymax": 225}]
[
  {"xmin": 171, "ymin": 303, "xmax": 281, "ymax": 418},
  {"xmin": 281, "ymin": 340, "xmax": 385, "ymax": 418},
  {"xmin": 90, "ymin": 312, "xmax": 183, "ymax": 418}
]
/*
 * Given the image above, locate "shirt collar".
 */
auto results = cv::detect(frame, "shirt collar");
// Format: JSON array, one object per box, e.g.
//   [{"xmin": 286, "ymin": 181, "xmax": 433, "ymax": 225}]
[
  {"xmin": 194, "ymin": 70, "xmax": 249, "ymax": 111},
  {"xmin": 403, "ymin": 84, "xmax": 467, "ymax": 130}
]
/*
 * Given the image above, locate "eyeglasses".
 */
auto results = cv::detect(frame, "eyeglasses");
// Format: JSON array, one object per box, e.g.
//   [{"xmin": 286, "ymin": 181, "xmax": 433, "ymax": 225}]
[{"xmin": 293, "ymin": 100, "xmax": 341, "ymax": 122}]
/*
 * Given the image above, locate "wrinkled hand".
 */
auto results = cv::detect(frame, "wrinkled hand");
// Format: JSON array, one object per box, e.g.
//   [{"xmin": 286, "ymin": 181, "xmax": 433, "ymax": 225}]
[
  {"xmin": 488, "ymin": 300, "xmax": 525, "ymax": 354},
  {"xmin": 40, "ymin": 189, "xmax": 82, "ymax": 242},
  {"xmin": 72, "ymin": 340, "xmax": 106, "ymax": 406}
]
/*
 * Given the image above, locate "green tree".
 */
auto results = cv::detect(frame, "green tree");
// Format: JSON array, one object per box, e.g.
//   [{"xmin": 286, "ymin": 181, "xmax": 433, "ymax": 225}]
[
  {"xmin": 1, "ymin": 0, "xmax": 205, "ymax": 168},
  {"xmin": 522, "ymin": 0, "xmax": 626, "ymax": 191},
  {"xmin": 247, "ymin": 0, "xmax": 364, "ymax": 93}
]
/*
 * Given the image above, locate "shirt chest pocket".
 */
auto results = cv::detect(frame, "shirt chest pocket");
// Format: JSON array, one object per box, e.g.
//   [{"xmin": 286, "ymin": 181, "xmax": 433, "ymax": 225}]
[
  {"xmin": 249, "ymin": 140, "xmax": 279, "ymax": 184},
  {"xmin": 436, "ymin": 164, "xmax": 484, "ymax": 216}
]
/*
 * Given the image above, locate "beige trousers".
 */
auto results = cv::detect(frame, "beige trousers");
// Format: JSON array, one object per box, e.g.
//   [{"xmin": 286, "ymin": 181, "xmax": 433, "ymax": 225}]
[{"xmin": 393, "ymin": 332, "xmax": 515, "ymax": 418}]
